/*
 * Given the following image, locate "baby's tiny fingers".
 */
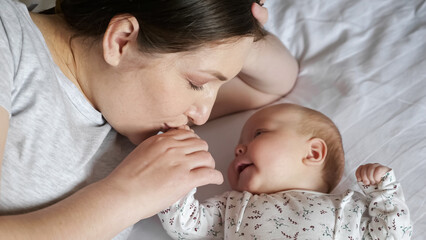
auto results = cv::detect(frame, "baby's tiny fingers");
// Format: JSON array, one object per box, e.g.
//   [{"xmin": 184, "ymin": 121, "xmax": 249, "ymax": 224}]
[
  {"xmin": 355, "ymin": 167, "xmax": 363, "ymax": 182},
  {"xmin": 367, "ymin": 164, "xmax": 378, "ymax": 184},
  {"xmin": 374, "ymin": 165, "xmax": 391, "ymax": 183},
  {"xmin": 359, "ymin": 166, "xmax": 370, "ymax": 185}
]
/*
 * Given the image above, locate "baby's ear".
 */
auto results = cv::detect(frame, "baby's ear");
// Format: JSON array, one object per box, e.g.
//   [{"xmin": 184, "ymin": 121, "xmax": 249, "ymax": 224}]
[{"xmin": 303, "ymin": 138, "xmax": 327, "ymax": 166}]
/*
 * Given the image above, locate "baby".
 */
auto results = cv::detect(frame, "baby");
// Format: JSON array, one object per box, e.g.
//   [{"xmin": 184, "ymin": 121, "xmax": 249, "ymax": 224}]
[{"xmin": 158, "ymin": 103, "xmax": 412, "ymax": 239}]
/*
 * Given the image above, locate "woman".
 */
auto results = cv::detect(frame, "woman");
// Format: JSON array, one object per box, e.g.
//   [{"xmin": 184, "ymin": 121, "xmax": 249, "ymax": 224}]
[{"xmin": 0, "ymin": 0, "xmax": 298, "ymax": 239}]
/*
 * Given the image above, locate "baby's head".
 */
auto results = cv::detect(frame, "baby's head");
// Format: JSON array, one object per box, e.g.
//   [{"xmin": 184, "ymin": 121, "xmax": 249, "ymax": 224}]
[{"xmin": 228, "ymin": 103, "xmax": 344, "ymax": 194}]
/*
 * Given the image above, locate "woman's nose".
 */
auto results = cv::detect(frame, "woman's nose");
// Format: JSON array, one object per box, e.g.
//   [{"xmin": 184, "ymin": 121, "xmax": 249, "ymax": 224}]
[
  {"xmin": 235, "ymin": 144, "xmax": 247, "ymax": 157},
  {"xmin": 186, "ymin": 104, "xmax": 211, "ymax": 125},
  {"xmin": 185, "ymin": 89, "xmax": 217, "ymax": 125}
]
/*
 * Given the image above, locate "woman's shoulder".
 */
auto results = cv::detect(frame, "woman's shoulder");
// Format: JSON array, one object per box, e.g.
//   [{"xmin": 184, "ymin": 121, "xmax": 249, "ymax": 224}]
[
  {"xmin": 0, "ymin": 0, "xmax": 35, "ymax": 52},
  {"xmin": 0, "ymin": 0, "xmax": 49, "ymax": 40},
  {"xmin": 0, "ymin": 0, "xmax": 55, "ymax": 73},
  {"xmin": 0, "ymin": 0, "xmax": 29, "ymax": 21}
]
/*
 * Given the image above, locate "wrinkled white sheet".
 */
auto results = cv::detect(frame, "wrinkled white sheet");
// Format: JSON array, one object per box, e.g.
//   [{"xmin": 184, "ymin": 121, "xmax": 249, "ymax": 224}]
[{"xmin": 130, "ymin": 0, "xmax": 426, "ymax": 239}]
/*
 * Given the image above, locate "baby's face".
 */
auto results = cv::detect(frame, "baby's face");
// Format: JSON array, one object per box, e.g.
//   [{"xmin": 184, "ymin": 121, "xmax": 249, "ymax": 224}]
[{"xmin": 227, "ymin": 105, "xmax": 315, "ymax": 194}]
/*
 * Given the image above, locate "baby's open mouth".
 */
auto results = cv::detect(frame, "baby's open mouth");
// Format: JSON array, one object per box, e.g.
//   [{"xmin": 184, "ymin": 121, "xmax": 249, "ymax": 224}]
[{"xmin": 237, "ymin": 163, "xmax": 254, "ymax": 175}]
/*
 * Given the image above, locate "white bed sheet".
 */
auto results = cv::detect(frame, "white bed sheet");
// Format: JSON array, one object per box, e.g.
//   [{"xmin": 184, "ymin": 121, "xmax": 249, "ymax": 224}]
[{"xmin": 129, "ymin": 0, "xmax": 426, "ymax": 239}]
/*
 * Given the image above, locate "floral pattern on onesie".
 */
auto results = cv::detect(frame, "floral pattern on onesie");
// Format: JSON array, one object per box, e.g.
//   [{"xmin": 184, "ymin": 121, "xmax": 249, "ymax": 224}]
[{"xmin": 158, "ymin": 170, "xmax": 412, "ymax": 239}]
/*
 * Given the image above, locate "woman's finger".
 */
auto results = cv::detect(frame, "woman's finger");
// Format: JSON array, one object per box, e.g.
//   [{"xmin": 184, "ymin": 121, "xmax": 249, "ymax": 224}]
[
  {"xmin": 168, "ymin": 137, "xmax": 208, "ymax": 155},
  {"xmin": 190, "ymin": 168, "xmax": 224, "ymax": 187},
  {"xmin": 161, "ymin": 128, "xmax": 199, "ymax": 141},
  {"xmin": 185, "ymin": 150, "xmax": 215, "ymax": 170}
]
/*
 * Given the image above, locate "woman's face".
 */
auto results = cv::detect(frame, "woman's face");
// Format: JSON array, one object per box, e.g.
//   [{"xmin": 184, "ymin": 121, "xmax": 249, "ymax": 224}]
[{"xmin": 96, "ymin": 37, "xmax": 253, "ymax": 144}]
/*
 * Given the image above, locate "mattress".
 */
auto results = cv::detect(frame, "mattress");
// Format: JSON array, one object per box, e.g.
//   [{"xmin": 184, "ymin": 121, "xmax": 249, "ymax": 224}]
[{"xmin": 129, "ymin": 0, "xmax": 426, "ymax": 239}]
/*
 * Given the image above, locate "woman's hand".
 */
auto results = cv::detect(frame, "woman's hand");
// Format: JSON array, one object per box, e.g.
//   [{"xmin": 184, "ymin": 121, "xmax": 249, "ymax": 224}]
[
  {"xmin": 101, "ymin": 128, "xmax": 224, "ymax": 220},
  {"xmin": 356, "ymin": 163, "xmax": 392, "ymax": 185}
]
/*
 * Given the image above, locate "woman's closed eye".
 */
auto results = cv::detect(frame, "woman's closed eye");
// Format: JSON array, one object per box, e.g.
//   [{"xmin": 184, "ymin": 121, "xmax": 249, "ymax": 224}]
[{"xmin": 188, "ymin": 81, "xmax": 204, "ymax": 91}]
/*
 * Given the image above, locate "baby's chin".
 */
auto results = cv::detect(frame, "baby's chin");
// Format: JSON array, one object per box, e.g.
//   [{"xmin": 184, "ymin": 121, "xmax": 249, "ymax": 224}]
[
  {"xmin": 231, "ymin": 181, "xmax": 263, "ymax": 194},
  {"xmin": 228, "ymin": 170, "xmax": 265, "ymax": 193},
  {"xmin": 228, "ymin": 180, "xmax": 247, "ymax": 192}
]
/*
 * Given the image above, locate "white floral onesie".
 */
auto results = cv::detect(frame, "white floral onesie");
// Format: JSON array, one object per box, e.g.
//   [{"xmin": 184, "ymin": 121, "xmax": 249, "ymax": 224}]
[{"xmin": 158, "ymin": 170, "xmax": 412, "ymax": 239}]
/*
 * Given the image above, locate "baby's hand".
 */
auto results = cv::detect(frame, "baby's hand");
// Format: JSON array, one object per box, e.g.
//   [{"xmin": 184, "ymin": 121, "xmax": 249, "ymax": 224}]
[{"xmin": 355, "ymin": 163, "xmax": 391, "ymax": 185}]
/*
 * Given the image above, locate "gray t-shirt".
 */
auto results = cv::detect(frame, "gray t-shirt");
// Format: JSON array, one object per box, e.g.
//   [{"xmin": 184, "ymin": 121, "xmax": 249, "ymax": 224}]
[{"xmin": 0, "ymin": 0, "xmax": 135, "ymax": 238}]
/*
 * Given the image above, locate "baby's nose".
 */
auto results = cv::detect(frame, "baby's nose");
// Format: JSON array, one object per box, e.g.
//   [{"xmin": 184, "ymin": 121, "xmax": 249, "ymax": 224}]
[{"xmin": 235, "ymin": 144, "xmax": 247, "ymax": 157}]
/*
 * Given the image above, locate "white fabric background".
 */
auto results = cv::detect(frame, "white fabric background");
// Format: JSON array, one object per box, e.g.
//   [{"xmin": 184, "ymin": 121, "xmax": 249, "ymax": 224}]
[
  {"xmin": 130, "ymin": 0, "xmax": 426, "ymax": 239},
  {"xmin": 20, "ymin": 0, "xmax": 426, "ymax": 239}
]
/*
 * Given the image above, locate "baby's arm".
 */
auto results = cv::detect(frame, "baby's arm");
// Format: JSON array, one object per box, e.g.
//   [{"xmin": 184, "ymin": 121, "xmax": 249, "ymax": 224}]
[
  {"xmin": 158, "ymin": 188, "xmax": 228, "ymax": 239},
  {"xmin": 356, "ymin": 164, "xmax": 413, "ymax": 239}
]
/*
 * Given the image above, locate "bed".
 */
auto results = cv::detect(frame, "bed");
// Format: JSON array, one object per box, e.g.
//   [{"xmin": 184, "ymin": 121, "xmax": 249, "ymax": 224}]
[
  {"xmin": 24, "ymin": 0, "xmax": 425, "ymax": 239},
  {"xmin": 129, "ymin": 0, "xmax": 426, "ymax": 239}
]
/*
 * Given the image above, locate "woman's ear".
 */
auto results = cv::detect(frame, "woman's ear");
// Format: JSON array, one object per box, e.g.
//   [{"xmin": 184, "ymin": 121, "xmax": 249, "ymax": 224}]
[
  {"xmin": 103, "ymin": 14, "xmax": 140, "ymax": 67},
  {"xmin": 303, "ymin": 138, "xmax": 327, "ymax": 166}
]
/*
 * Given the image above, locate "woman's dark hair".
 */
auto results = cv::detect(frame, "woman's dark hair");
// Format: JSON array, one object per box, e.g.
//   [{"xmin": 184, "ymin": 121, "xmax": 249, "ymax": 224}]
[{"xmin": 59, "ymin": 0, "xmax": 266, "ymax": 53}]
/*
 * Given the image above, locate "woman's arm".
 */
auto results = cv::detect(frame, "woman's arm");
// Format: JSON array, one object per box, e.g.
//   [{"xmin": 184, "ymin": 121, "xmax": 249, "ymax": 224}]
[
  {"xmin": 1, "ymin": 106, "xmax": 128, "ymax": 239},
  {"xmin": 0, "ymin": 127, "xmax": 223, "ymax": 239},
  {"xmin": 0, "ymin": 108, "xmax": 140, "ymax": 240},
  {"xmin": 0, "ymin": 182, "xmax": 133, "ymax": 239},
  {"xmin": 210, "ymin": 33, "xmax": 298, "ymax": 119}
]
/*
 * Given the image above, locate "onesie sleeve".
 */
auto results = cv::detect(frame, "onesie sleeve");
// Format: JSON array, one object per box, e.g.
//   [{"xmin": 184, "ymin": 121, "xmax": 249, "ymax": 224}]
[
  {"xmin": 358, "ymin": 170, "xmax": 413, "ymax": 239},
  {"xmin": 158, "ymin": 188, "xmax": 229, "ymax": 239}
]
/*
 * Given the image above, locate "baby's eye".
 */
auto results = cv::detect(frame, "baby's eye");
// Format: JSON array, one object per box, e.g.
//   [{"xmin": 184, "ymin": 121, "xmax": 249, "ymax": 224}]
[{"xmin": 254, "ymin": 130, "xmax": 264, "ymax": 138}]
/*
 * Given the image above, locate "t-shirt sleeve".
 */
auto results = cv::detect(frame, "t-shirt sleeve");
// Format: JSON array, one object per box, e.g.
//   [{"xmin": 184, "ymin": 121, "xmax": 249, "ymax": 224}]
[{"xmin": 0, "ymin": 15, "xmax": 14, "ymax": 117}]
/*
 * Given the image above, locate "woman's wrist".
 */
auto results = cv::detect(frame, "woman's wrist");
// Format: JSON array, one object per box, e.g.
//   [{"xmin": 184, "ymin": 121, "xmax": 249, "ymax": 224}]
[{"xmin": 48, "ymin": 181, "xmax": 136, "ymax": 239}]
